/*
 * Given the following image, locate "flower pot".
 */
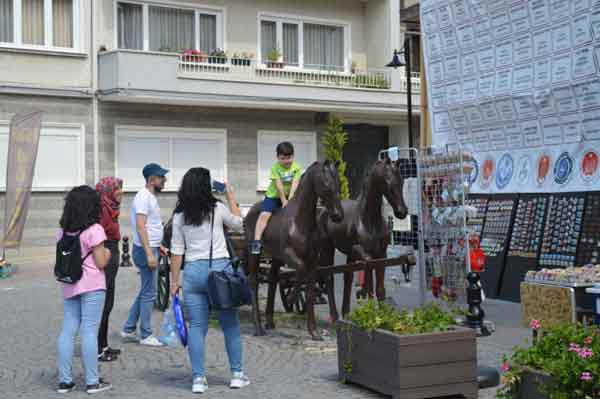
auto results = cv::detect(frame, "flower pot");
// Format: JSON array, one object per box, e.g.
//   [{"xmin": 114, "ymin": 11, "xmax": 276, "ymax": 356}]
[
  {"xmin": 208, "ymin": 56, "xmax": 227, "ymax": 65},
  {"xmin": 231, "ymin": 58, "xmax": 251, "ymax": 67},
  {"xmin": 517, "ymin": 368, "xmax": 552, "ymax": 399},
  {"xmin": 182, "ymin": 55, "xmax": 206, "ymax": 64},
  {"xmin": 267, "ymin": 61, "xmax": 284, "ymax": 69},
  {"xmin": 336, "ymin": 320, "xmax": 478, "ymax": 399}
]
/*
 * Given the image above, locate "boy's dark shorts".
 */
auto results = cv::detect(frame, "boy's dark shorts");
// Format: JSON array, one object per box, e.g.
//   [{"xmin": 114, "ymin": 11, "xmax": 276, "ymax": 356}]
[{"xmin": 261, "ymin": 197, "xmax": 283, "ymax": 213}]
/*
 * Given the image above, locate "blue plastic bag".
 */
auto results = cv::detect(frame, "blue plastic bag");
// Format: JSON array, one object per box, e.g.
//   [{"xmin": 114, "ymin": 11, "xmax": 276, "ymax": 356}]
[
  {"xmin": 158, "ymin": 309, "xmax": 179, "ymax": 347},
  {"xmin": 173, "ymin": 294, "xmax": 188, "ymax": 347}
]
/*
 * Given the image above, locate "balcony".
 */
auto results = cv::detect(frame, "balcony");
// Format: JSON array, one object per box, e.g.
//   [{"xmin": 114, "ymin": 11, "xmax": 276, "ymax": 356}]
[{"xmin": 98, "ymin": 50, "xmax": 421, "ymax": 116}]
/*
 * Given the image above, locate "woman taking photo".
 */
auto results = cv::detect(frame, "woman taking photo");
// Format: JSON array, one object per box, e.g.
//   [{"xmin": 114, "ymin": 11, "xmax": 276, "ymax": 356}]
[
  {"xmin": 56, "ymin": 186, "xmax": 112, "ymax": 394},
  {"xmin": 169, "ymin": 168, "xmax": 250, "ymax": 394},
  {"xmin": 95, "ymin": 177, "xmax": 123, "ymax": 362}
]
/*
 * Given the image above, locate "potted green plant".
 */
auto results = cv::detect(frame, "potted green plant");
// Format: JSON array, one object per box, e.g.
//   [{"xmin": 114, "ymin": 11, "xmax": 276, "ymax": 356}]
[
  {"xmin": 498, "ymin": 320, "xmax": 600, "ymax": 399},
  {"xmin": 266, "ymin": 47, "xmax": 283, "ymax": 69},
  {"xmin": 231, "ymin": 52, "xmax": 254, "ymax": 67},
  {"xmin": 208, "ymin": 48, "xmax": 227, "ymax": 64},
  {"xmin": 322, "ymin": 116, "xmax": 350, "ymax": 200},
  {"xmin": 337, "ymin": 300, "xmax": 477, "ymax": 399}
]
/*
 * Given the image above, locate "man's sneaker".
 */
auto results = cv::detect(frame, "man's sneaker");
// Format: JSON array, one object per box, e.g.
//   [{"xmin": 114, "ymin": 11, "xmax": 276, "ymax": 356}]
[
  {"xmin": 86, "ymin": 379, "xmax": 112, "ymax": 394},
  {"xmin": 57, "ymin": 382, "xmax": 76, "ymax": 393},
  {"xmin": 120, "ymin": 330, "xmax": 138, "ymax": 342},
  {"xmin": 139, "ymin": 335, "xmax": 164, "ymax": 347},
  {"xmin": 192, "ymin": 376, "xmax": 208, "ymax": 393},
  {"xmin": 230, "ymin": 372, "xmax": 250, "ymax": 389},
  {"xmin": 249, "ymin": 240, "xmax": 262, "ymax": 255}
]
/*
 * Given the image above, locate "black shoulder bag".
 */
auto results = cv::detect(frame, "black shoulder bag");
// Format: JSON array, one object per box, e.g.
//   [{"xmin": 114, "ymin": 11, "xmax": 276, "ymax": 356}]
[{"xmin": 207, "ymin": 208, "xmax": 253, "ymax": 310}]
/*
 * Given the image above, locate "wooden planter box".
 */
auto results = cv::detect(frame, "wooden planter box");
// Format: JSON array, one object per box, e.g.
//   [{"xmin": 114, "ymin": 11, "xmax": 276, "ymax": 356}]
[
  {"xmin": 337, "ymin": 320, "xmax": 477, "ymax": 399},
  {"xmin": 517, "ymin": 368, "xmax": 551, "ymax": 399}
]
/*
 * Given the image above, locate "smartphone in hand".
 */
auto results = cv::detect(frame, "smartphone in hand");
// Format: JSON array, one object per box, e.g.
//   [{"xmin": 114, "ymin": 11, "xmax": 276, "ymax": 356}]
[{"xmin": 212, "ymin": 180, "xmax": 226, "ymax": 194}]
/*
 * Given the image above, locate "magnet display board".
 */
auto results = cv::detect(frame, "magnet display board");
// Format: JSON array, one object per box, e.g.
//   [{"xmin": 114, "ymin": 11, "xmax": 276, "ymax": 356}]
[{"xmin": 420, "ymin": 0, "xmax": 600, "ymax": 193}]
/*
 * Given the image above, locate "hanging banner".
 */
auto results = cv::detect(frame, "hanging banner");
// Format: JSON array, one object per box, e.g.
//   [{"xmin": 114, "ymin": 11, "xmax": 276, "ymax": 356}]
[
  {"xmin": 420, "ymin": 0, "xmax": 600, "ymax": 193},
  {"xmin": 2, "ymin": 111, "xmax": 43, "ymax": 249}
]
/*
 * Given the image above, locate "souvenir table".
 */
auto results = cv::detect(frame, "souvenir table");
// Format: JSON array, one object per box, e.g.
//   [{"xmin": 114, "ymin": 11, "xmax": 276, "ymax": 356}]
[
  {"xmin": 499, "ymin": 196, "xmax": 549, "ymax": 302},
  {"xmin": 478, "ymin": 197, "xmax": 517, "ymax": 299}
]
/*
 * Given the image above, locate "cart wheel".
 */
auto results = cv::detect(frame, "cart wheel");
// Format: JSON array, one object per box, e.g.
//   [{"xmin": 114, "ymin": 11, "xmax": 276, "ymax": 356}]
[
  {"xmin": 279, "ymin": 284, "xmax": 295, "ymax": 313},
  {"xmin": 154, "ymin": 255, "xmax": 170, "ymax": 311}
]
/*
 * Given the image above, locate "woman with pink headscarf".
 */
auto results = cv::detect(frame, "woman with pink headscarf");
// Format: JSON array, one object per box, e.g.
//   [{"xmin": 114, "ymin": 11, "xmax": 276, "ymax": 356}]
[{"xmin": 95, "ymin": 177, "xmax": 123, "ymax": 362}]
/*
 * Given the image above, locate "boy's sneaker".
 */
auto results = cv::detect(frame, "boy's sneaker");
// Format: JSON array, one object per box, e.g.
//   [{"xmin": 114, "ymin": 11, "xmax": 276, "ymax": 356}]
[
  {"xmin": 57, "ymin": 382, "xmax": 76, "ymax": 393},
  {"xmin": 139, "ymin": 335, "xmax": 164, "ymax": 347},
  {"xmin": 120, "ymin": 330, "xmax": 138, "ymax": 342},
  {"xmin": 230, "ymin": 372, "xmax": 250, "ymax": 389},
  {"xmin": 192, "ymin": 376, "xmax": 208, "ymax": 393},
  {"xmin": 249, "ymin": 240, "xmax": 262, "ymax": 255},
  {"xmin": 86, "ymin": 379, "xmax": 112, "ymax": 394}
]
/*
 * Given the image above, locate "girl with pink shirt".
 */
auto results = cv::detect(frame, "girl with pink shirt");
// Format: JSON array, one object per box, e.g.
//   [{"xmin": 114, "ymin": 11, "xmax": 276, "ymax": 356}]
[{"xmin": 56, "ymin": 186, "xmax": 113, "ymax": 394}]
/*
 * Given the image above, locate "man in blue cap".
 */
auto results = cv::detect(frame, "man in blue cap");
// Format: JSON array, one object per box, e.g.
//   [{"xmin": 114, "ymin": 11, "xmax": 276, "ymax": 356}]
[{"xmin": 121, "ymin": 163, "xmax": 168, "ymax": 347}]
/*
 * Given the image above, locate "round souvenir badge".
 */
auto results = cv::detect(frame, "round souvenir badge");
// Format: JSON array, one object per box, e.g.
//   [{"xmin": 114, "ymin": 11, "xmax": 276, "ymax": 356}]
[
  {"xmin": 495, "ymin": 153, "xmax": 514, "ymax": 190},
  {"xmin": 480, "ymin": 156, "xmax": 495, "ymax": 189},
  {"xmin": 536, "ymin": 152, "xmax": 552, "ymax": 187},
  {"xmin": 467, "ymin": 158, "xmax": 479, "ymax": 186},
  {"xmin": 516, "ymin": 154, "xmax": 532, "ymax": 187},
  {"xmin": 553, "ymin": 152, "xmax": 574, "ymax": 186},
  {"xmin": 580, "ymin": 149, "xmax": 600, "ymax": 184}
]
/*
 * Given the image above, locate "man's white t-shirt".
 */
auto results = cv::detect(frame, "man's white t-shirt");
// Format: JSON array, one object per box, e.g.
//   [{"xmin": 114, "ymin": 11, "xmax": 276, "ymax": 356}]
[{"xmin": 131, "ymin": 187, "xmax": 163, "ymax": 248}]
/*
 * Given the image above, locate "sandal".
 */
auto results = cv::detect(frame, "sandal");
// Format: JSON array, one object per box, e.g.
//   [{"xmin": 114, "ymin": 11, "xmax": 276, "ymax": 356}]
[{"xmin": 98, "ymin": 351, "xmax": 118, "ymax": 362}]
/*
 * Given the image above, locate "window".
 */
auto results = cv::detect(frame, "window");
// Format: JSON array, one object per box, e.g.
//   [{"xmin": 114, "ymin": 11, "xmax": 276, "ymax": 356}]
[
  {"xmin": 115, "ymin": 126, "xmax": 227, "ymax": 192},
  {"xmin": 0, "ymin": 123, "xmax": 85, "ymax": 191},
  {"xmin": 259, "ymin": 15, "xmax": 348, "ymax": 71},
  {"xmin": 117, "ymin": 2, "xmax": 222, "ymax": 53},
  {"xmin": 257, "ymin": 131, "xmax": 317, "ymax": 191},
  {"xmin": 0, "ymin": 0, "xmax": 77, "ymax": 50}
]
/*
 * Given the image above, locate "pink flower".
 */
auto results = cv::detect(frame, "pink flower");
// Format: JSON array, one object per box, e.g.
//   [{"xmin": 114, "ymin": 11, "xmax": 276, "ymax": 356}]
[
  {"xmin": 569, "ymin": 343, "xmax": 581, "ymax": 352},
  {"xmin": 578, "ymin": 348, "xmax": 594, "ymax": 359},
  {"xmin": 581, "ymin": 372, "xmax": 593, "ymax": 381},
  {"xmin": 529, "ymin": 319, "xmax": 541, "ymax": 330},
  {"xmin": 500, "ymin": 362, "xmax": 510, "ymax": 372}
]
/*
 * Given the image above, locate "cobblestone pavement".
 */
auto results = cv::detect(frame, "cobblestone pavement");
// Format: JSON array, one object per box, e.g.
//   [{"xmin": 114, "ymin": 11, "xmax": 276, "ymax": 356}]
[{"xmin": 0, "ymin": 259, "xmax": 528, "ymax": 399}]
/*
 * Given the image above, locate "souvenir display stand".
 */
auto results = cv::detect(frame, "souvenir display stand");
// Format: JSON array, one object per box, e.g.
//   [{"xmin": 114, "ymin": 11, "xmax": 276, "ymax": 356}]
[
  {"xmin": 478, "ymin": 196, "xmax": 518, "ymax": 299},
  {"xmin": 465, "ymin": 196, "xmax": 488, "ymax": 239},
  {"xmin": 577, "ymin": 192, "xmax": 600, "ymax": 266},
  {"xmin": 499, "ymin": 195, "xmax": 549, "ymax": 302}
]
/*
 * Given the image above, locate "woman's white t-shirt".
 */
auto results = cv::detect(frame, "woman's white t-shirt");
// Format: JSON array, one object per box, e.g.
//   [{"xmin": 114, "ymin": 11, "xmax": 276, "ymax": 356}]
[{"xmin": 170, "ymin": 202, "xmax": 243, "ymax": 262}]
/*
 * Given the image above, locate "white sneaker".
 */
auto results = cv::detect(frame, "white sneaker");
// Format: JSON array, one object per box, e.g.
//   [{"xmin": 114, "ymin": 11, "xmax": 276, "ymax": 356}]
[
  {"xmin": 192, "ymin": 376, "xmax": 208, "ymax": 393},
  {"xmin": 139, "ymin": 335, "xmax": 164, "ymax": 347},
  {"xmin": 120, "ymin": 330, "xmax": 138, "ymax": 342},
  {"xmin": 230, "ymin": 372, "xmax": 250, "ymax": 389}
]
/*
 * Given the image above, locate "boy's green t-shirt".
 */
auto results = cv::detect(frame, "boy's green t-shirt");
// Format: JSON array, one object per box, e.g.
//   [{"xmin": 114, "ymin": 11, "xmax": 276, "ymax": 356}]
[{"xmin": 266, "ymin": 162, "xmax": 303, "ymax": 199}]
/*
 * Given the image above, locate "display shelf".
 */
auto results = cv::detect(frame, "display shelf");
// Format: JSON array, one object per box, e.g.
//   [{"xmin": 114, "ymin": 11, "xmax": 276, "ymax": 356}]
[
  {"xmin": 539, "ymin": 194, "xmax": 585, "ymax": 268},
  {"xmin": 577, "ymin": 192, "xmax": 600, "ymax": 266},
  {"xmin": 465, "ymin": 197, "xmax": 488, "ymax": 239},
  {"xmin": 508, "ymin": 196, "xmax": 548, "ymax": 259}
]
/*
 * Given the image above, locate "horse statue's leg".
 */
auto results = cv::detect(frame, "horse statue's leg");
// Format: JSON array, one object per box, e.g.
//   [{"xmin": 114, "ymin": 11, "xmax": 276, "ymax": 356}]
[
  {"xmin": 305, "ymin": 268, "xmax": 322, "ymax": 341},
  {"xmin": 375, "ymin": 266, "xmax": 386, "ymax": 303},
  {"xmin": 319, "ymin": 242, "xmax": 338, "ymax": 322},
  {"xmin": 342, "ymin": 255, "xmax": 354, "ymax": 316},
  {"xmin": 246, "ymin": 252, "xmax": 265, "ymax": 336},
  {"xmin": 265, "ymin": 259, "xmax": 282, "ymax": 330}
]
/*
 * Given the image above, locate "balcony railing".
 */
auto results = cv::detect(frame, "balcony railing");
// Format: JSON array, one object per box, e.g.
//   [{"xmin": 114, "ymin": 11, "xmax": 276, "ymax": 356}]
[{"xmin": 177, "ymin": 55, "xmax": 420, "ymax": 92}]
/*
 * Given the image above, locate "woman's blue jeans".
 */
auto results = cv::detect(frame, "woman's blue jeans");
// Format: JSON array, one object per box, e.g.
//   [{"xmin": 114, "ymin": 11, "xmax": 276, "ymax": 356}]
[
  {"xmin": 58, "ymin": 289, "xmax": 106, "ymax": 385},
  {"xmin": 123, "ymin": 245, "xmax": 158, "ymax": 339},
  {"xmin": 183, "ymin": 258, "xmax": 243, "ymax": 379}
]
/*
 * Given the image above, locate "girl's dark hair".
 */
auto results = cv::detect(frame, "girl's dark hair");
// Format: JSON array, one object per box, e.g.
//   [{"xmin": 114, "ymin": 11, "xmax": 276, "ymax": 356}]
[
  {"xmin": 276, "ymin": 141, "xmax": 294, "ymax": 157},
  {"xmin": 175, "ymin": 167, "xmax": 217, "ymax": 226},
  {"xmin": 60, "ymin": 185, "xmax": 101, "ymax": 232}
]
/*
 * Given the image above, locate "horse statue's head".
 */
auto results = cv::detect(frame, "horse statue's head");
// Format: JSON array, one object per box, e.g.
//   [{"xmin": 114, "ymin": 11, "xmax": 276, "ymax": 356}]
[
  {"xmin": 308, "ymin": 160, "xmax": 344, "ymax": 223},
  {"xmin": 373, "ymin": 158, "xmax": 408, "ymax": 220}
]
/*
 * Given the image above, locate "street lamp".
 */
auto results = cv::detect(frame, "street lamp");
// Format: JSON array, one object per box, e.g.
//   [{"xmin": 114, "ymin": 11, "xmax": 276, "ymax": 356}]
[{"xmin": 386, "ymin": 39, "xmax": 413, "ymax": 149}]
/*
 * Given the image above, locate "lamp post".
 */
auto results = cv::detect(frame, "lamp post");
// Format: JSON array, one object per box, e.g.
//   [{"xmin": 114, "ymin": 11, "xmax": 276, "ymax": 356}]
[{"xmin": 386, "ymin": 38, "xmax": 413, "ymax": 149}]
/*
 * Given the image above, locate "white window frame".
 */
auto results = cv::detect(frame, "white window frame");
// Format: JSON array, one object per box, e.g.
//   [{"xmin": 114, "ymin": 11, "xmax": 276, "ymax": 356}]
[
  {"xmin": 115, "ymin": 125, "xmax": 228, "ymax": 192},
  {"xmin": 257, "ymin": 12, "xmax": 351, "ymax": 73},
  {"xmin": 0, "ymin": 0, "xmax": 81, "ymax": 54},
  {"xmin": 0, "ymin": 121, "xmax": 85, "ymax": 191},
  {"xmin": 256, "ymin": 130, "xmax": 317, "ymax": 191},
  {"xmin": 114, "ymin": 0, "xmax": 225, "ymax": 52}
]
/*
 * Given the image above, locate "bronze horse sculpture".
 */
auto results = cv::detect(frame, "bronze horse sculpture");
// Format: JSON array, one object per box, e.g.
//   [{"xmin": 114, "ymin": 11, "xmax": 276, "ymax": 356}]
[
  {"xmin": 318, "ymin": 158, "xmax": 408, "ymax": 318},
  {"xmin": 244, "ymin": 161, "xmax": 344, "ymax": 340}
]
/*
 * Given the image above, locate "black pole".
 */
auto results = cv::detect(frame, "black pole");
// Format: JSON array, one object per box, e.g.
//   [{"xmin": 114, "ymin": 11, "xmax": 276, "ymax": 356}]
[{"xmin": 404, "ymin": 37, "xmax": 413, "ymax": 149}]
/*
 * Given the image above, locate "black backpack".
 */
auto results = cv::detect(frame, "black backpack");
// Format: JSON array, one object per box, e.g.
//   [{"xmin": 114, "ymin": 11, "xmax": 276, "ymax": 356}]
[{"xmin": 54, "ymin": 232, "xmax": 92, "ymax": 284}]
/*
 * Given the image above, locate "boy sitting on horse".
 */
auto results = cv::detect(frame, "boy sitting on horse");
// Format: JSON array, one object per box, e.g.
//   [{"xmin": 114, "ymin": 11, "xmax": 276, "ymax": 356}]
[{"xmin": 250, "ymin": 142, "xmax": 303, "ymax": 255}]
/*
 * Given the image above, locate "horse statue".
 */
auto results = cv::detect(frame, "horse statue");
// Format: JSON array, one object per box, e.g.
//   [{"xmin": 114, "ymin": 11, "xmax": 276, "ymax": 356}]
[
  {"xmin": 244, "ymin": 161, "xmax": 344, "ymax": 340},
  {"xmin": 318, "ymin": 158, "xmax": 408, "ymax": 318}
]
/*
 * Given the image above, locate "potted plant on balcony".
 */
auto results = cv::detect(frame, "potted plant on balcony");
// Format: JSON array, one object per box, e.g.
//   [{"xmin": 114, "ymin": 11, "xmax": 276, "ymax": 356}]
[
  {"xmin": 181, "ymin": 49, "xmax": 206, "ymax": 64},
  {"xmin": 337, "ymin": 300, "xmax": 477, "ymax": 399},
  {"xmin": 231, "ymin": 52, "xmax": 254, "ymax": 67},
  {"xmin": 208, "ymin": 48, "xmax": 228, "ymax": 64},
  {"xmin": 498, "ymin": 320, "xmax": 600, "ymax": 399},
  {"xmin": 266, "ymin": 47, "xmax": 283, "ymax": 69}
]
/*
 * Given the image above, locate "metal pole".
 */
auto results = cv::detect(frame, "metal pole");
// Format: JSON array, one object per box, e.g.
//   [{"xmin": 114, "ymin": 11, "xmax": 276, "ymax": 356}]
[{"xmin": 405, "ymin": 37, "xmax": 413, "ymax": 150}]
